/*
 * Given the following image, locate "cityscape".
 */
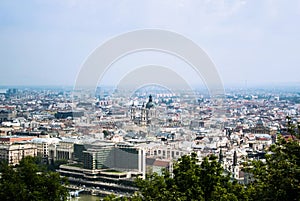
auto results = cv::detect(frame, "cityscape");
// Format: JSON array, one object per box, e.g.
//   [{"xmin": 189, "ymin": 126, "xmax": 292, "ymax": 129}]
[
  {"xmin": 0, "ymin": 85, "xmax": 299, "ymax": 199},
  {"xmin": 1, "ymin": 1, "xmax": 300, "ymax": 201}
]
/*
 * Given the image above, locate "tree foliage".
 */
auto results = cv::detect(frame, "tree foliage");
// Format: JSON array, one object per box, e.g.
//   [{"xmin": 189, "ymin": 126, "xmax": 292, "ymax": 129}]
[
  {"xmin": 102, "ymin": 119, "xmax": 300, "ymax": 201},
  {"xmin": 138, "ymin": 153, "xmax": 248, "ymax": 201},
  {"xmin": 0, "ymin": 156, "xmax": 69, "ymax": 201},
  {"xmin": 104, "ymin": 153, "xmax": 246, "ymax": 201},
  {"xmin": 245, "ymin": 118, "xmax": 300, "ymax": 201}
]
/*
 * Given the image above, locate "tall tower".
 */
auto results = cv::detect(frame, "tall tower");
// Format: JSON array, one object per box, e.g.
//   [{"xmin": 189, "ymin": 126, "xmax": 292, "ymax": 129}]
[
  {"xmin": 130, "ymin": 103, "xmax": 136, "ymax": 120},
  {"xmin": 232, "ymin": 150, "xmax": 239, "ymax": 179},
  {"xmin": 233, "ymin": 150, "xmax": 237, "ymax": 166},
  {"xmin": 219, "ymin": 148, "xmax": 224, "ymax": 163},
  {"xmin": 145, "ymin": 95, "xmax": 155, "ymax": 125}
]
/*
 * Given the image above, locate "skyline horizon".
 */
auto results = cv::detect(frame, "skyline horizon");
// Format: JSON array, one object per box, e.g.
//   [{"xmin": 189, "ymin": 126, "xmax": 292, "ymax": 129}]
[{"xmin": 0, "ymin": 81, "xmax": 299, "ymax": 90}]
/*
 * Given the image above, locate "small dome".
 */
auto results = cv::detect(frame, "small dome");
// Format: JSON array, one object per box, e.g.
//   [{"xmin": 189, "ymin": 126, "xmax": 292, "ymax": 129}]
[
  {"xmin": 146, "ymin": 102, "xmax": 154, "ymax": 109},
  {"xmin": 146, "ymin": 95, "xmax": 155, "ymax": 109}
]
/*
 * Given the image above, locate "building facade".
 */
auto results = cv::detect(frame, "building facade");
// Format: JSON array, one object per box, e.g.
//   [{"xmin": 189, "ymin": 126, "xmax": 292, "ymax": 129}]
[{"xmin": 0, "ymin": 143, "xmax": 37, "ymax": 165}]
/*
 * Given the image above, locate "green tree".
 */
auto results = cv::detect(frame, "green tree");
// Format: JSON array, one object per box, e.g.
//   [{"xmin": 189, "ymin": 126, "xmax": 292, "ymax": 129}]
[
  {"xmin": 245, "ymin": 117, "xmax": 300, "ymax": 201},
  {"xmin": 172, "ymin": 154, "xmax": 247, "ymax": 201},
  {"xmin": 0, "ymin": 156, "xmax": 69, "ymax": 201},
  {"xmin": 245, "ymin": 136, "xmax": 300, "ymax": 201},
  {"xmin": 105, "ymin": 119, "xmax": 300, "ymax": 201},
  {"xmin": 122, "ymin": 153, "xmax": 247, "ymax": 201},
  {"xmin": 135, "ymin": 171, "xmax": 175, "ymax": 201}
]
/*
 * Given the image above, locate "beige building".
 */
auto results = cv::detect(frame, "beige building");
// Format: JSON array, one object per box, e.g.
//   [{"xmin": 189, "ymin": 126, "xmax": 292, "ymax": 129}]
[
  {"xmin": 0, "ymin": 127, "xmax": 13, "ymax": 136},
  {"xmin": 0, "ymin": 143, "xmax": 37, "ymax": 165},
  {"xmin": 31, "ymin": 138, "xmax": 60, "ymax": 163},
  {"xmin": 49, "ymin": 139, "xmax": 75, "ymax": 161}
]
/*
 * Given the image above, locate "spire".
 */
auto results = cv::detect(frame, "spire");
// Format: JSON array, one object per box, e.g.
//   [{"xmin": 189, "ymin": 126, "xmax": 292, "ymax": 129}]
[
  {"xmin": 149, "ymin": 95, "xmax": 152, "ymax": 102},
  {"xmin": 219, "ymin": 149, "xmax": 223, "ymax": 163},
  {"xmin": 146, "ymin": 95, "xmax": 154, "ymax": 109},
  {"xmin": 233, "ymin": 150, "xmax": 237, "ymax": 166}
]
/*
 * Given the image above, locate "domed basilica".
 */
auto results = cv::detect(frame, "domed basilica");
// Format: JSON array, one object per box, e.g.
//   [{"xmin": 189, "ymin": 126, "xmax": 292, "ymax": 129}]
[{"xmin": 130, "ymin": 95, "xmax": 156, "ymax": 126}]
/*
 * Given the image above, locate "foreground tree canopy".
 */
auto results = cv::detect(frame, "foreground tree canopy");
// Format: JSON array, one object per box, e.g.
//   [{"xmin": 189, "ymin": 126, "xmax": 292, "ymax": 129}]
[
  {"xmin": 245, "ymin": 136, "xmax": 300, "ymax": 201},
  {"xmin": 135, "ymin": 153, "xmax": 247, "ymax": 201},
  {"xmin": 245, "ymin": 118, "xmax": 300, "ymax": 201},
  {"xmin": 0, "ymin": 156, "xmax": 69, "ymax": 201},
  {"xmin": 105, "ymin": 153, "xmax": 247, "ymax": 201},
  {"xmin": 106, "ymin": 120, "xmax": 300, "ymax": 201}
]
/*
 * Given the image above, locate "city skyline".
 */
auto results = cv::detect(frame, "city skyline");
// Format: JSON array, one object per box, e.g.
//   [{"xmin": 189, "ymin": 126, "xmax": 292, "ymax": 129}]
[{"xmin": 0, "ymin": 1, "xmax": 300, "ymax": 88}]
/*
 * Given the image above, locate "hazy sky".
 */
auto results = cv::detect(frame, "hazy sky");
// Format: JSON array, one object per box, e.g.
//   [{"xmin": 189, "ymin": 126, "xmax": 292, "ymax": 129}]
[{"xmin": 0, "ymin": 0, "xmax": 299, "ymax": 87}]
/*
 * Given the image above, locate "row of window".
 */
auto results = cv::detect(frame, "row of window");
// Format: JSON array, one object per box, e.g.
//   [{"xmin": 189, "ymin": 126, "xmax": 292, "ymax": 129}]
[{"xmin": 150, "ymin": 149, "xmax": 183, "ymax": 158}]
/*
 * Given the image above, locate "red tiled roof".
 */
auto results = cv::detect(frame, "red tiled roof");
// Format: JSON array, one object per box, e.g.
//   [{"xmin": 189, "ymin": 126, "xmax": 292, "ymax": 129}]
[{"xmin": 153, "ymin": 160, "xmax": 170, "ymax": 167}]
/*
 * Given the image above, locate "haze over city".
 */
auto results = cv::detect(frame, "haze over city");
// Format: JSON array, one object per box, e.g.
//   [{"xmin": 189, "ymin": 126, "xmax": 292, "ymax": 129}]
[
  {"xmin": 1, "ymin": 0, "xmax": 300, "ymax": 88},
  {"xmin": 1, "ymin": 1, "xmax": 300, "ymax": 200}
]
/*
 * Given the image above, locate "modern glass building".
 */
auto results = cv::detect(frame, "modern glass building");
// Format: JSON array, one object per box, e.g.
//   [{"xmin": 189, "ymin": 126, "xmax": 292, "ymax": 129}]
[{"xmin": 82, "ymin": 143, "xmax": 144, "ymax": 172}]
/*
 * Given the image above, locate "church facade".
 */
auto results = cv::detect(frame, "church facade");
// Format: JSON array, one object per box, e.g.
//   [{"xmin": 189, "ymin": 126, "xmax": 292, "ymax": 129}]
[{"xmin": 130, "ymin": 95, "xmax": 156, "ymax": 126}]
